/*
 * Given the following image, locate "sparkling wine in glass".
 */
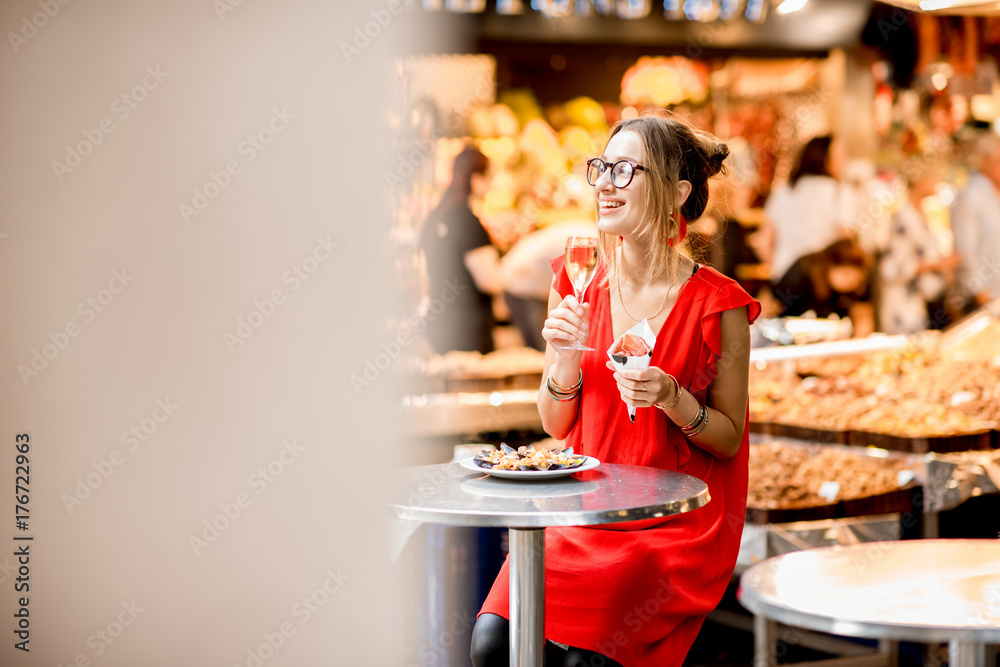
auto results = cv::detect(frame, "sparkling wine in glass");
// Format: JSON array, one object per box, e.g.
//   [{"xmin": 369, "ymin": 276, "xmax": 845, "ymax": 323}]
[{"xmin": 560, "ymin": 236, "xmax": 599, "ymax": 351}]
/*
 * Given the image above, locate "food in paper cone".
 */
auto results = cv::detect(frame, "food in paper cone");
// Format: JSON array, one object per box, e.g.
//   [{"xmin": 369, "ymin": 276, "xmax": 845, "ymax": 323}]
[
  {"xmin": 612, "ymin": 333, "xmax": 652, "ymax": 360},
  {"xmin": 606, "ymin": 320, "xmax": 657, "ymax": 425}
]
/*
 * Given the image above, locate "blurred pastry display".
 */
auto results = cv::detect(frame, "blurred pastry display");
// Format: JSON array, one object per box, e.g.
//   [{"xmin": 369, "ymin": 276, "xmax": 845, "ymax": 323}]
[
  {"xmin": 747, "ymin": 441, "xmax": 914, "ymax": 510},
  {"xmin": 750, "ymin": 342, "xmax": 1000, "ymax": 447},
  {"xmin": 420, "ymin": 346, "xmax": 546, "ymax": 393}
]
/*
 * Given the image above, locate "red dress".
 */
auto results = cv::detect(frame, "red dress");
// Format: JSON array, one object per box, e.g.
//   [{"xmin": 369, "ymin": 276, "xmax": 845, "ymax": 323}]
[{"xmin": 479, "ymin": 258, "xmax": 761, "ymax": 667}]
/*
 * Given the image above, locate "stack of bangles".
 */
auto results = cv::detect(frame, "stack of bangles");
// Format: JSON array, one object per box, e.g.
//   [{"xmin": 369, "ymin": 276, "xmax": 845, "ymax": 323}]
[
  {"xmin": 659, "ymin": 374, "xmax": 709, "ymax": 437},
  {"xmin": 679, "ymin": 403, "xmax": 709, "ymax": 437},
  {"xmin": 546, "ymin": 369, "xmax": 583, "ymax": 402}
]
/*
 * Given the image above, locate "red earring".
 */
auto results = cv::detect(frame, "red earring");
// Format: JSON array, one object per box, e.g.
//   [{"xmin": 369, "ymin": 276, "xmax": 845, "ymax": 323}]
[{"xmin": 667, "ymin": 212, "xmax": 687, "ymax": 247}]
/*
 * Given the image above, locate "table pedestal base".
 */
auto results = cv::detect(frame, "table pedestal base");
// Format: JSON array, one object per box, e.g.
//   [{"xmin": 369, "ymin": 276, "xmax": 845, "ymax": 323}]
[
  {"xmin": 509, "ymin": 528, "xmax": 545, "ymax": 667},
  {"xmin": 950, "ymin": 640, "xmax": 986, "ymax": 667}
]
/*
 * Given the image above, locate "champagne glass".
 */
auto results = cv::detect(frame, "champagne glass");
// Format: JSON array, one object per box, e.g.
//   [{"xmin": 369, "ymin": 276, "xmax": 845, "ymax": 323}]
[{"xmin": 559, "ymin": 236, "xmax": 599, "ymax": 351}]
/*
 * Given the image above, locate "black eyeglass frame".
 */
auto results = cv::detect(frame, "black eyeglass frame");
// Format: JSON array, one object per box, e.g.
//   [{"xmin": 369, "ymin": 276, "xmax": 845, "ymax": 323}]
[{"xmin": 586, "ymin": 158, "xmax": 647, "ymax": 188}]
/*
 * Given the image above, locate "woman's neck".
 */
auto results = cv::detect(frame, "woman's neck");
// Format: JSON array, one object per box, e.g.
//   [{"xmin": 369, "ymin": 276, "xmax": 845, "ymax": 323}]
[
  {"xmin": 619, "ymin": 239, "xmax": 650, "ymax": 284},
  {"xmin": 617, "ymin": 238, "xmax": 685, "ymax": 287}
]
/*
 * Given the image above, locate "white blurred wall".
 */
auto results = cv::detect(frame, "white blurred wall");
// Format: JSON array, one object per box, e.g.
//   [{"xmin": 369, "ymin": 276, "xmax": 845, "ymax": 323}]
[{"xmin": 0, "ymin": 1, "xmax": 406, "ymax": 664}]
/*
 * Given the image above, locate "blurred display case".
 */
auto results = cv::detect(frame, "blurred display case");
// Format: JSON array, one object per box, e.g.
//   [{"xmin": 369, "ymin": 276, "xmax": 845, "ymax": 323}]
[{"xmin": 749, "ymin": 302, "xmax": 1000, "ymax": 453}]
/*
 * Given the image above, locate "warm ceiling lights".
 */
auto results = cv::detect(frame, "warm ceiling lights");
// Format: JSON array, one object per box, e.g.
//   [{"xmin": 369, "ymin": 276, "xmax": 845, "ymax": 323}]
[
  {"xmin": 919, "ymin": 0, "xmax": 996, "ymax": 9},
  {"xmin": 775, "ymin": 0, "xmax": 809, "ymax": 13},
  {"xmin": 880, "ymin": 0, "xmax": 1000, "ymax": 13}
]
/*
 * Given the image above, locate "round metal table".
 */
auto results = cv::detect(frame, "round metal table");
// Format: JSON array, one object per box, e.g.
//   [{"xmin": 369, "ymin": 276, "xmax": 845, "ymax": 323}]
[
  {"xmin": 738, "ymin": 539, "xmax": 1000, "ymax": 667},
  {"xmin": 391, "ymin": 461, "xmax": 710, "ymax": 667}
]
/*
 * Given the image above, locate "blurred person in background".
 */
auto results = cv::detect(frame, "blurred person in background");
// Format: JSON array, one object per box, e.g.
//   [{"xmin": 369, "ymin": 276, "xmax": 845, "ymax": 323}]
[
  {"xmin": 951, "ymin": 132, "xmax": 1000, "ymax": 308},
  {"xmin": 879, "ymin": 162, "xmax": 960, "ymax": 334},
  {"xmin": 759, "ymin": 135, "xmax": 857, "ymax": 284},
  {"xmin": 500, "ymin": 220, "xmax": 599, "ymax": 351},
  {"xmin": 701, "ymin": 163, "xmax": 763, "ymax": 280},
  {"xmin": 771, "ymin": 237, "xmax": 875, "ymax": 337},
  {"xmin": 420, "ymin": 146, "xmax": 501, "ymax": 354}
]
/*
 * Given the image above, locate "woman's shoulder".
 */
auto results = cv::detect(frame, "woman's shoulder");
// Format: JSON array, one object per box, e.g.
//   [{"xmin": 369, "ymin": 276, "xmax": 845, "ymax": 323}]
[
  {"xmin": 688, "ymin": 264, "xmax": 761, "ymax": 322},
  {"xmin": 689, "ymin": 263, "xmax": 738, "ymax": 291}
]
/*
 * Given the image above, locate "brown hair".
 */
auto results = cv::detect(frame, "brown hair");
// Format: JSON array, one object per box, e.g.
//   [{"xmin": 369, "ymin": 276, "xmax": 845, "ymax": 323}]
[
  {"xmin": 598, "ymin": 112, "xmax": 729, "ymax": 284},
  {"xmin": 790, "ymin": 136, "xmax": 833, "ymax": 187},
  {"xmin": 426, "ymin": 146, "xmax": 489, "ymax": 223}
]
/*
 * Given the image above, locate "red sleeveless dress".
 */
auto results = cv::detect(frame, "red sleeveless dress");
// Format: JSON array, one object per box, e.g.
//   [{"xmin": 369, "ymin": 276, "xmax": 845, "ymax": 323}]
[{"xmin": 479, "ymin": 257, "xmax": 761, "ymax": 666}]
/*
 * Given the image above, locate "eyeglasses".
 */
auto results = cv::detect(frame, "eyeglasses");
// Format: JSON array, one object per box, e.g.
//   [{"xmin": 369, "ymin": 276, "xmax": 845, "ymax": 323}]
[{"xmin": 586, "ymin": 158, "xmax": 646, "ymax": 188}]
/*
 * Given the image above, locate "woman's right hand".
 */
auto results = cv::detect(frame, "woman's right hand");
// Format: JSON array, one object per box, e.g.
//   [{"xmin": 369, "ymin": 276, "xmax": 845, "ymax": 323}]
[{"xmin": 542, "ymin": 295, "xmax": 591, "ymax": 353}]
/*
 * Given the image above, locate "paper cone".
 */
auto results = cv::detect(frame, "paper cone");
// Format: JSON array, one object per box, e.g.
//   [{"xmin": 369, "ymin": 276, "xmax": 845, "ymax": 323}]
[{"xmin": 606, "ymin": 319, "xmax": 657, "ymax": 424}]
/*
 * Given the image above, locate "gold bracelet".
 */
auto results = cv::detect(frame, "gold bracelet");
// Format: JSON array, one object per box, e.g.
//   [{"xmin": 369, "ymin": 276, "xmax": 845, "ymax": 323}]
[
  {"xmin": 678, "ymin": 404, "xmax": 702, "ymax": 430},
  {"xmin": 686, "ymin": 406, "xmax": 710, "ymax": 436},
  {"xmin": 547, "ymin": 368, "xmax": 582, "ymax": 393},
  {"xmin": 656, "ymin": 374, "xmax": 682, "ymax": 411},
  {"xmin": 545, "ymin": 369, "xmax": 583, "ymax": 402}
]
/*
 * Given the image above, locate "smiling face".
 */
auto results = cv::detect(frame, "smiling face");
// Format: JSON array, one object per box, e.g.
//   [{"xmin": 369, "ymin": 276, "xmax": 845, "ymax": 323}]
[
  {"xmin": 594, "ymin": 130, "xmax": 649, "ymax": 238},
  {"xmin": 590, "ymin": 116, "xmax": 724, "ymax": 283}
]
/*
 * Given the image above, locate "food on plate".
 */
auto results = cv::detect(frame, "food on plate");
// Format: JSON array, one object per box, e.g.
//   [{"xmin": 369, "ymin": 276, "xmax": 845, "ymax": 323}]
[{"xmin": 474, "ymin": 443, "xmax": 587, "ymax": 471}]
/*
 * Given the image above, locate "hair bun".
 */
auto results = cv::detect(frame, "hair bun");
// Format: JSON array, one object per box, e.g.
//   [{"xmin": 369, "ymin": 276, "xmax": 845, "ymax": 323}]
[{"xmin": 704, "ymin": 141, "xmax": 729, "ymax": 178}]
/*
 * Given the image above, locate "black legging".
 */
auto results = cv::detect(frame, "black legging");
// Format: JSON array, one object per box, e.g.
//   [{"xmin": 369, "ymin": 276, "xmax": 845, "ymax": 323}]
[{"xmin": 471, "ymin": 613, "xmax": 625, "ymax": 667}]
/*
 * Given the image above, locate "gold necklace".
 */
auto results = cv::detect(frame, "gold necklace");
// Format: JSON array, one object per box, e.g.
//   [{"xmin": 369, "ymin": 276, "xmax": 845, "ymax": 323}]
[{"xmin": 616, "ymin": 269, "xmax": 676, "ymax": 322}]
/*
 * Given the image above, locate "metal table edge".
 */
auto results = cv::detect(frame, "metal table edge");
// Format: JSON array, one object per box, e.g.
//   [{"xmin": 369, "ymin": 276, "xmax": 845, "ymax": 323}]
[
  {"xmin": 389, "ymin": 486, "xmax": 711, "ymax": 529},
  {"xmin": 737, "ymin": 575, "xmax": 1000, "ymax": 644}
]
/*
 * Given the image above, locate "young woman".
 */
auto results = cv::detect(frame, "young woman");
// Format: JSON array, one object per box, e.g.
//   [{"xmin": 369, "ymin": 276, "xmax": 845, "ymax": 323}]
[{"xmin": 471, "ymin": 114, "xmax": 760, "ymax": 667}]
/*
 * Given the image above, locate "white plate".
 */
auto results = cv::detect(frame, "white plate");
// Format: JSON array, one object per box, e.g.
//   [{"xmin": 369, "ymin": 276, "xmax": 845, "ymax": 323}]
[{"xmin": 459, "ymin": 456, "xmax": 600, "ymax": 480}]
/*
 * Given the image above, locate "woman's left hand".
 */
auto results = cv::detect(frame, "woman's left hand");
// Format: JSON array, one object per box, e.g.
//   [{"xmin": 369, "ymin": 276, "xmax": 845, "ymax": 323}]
[{"xmin": 605, "ymin": 361, "xmax": 675, "ymax": 408}]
